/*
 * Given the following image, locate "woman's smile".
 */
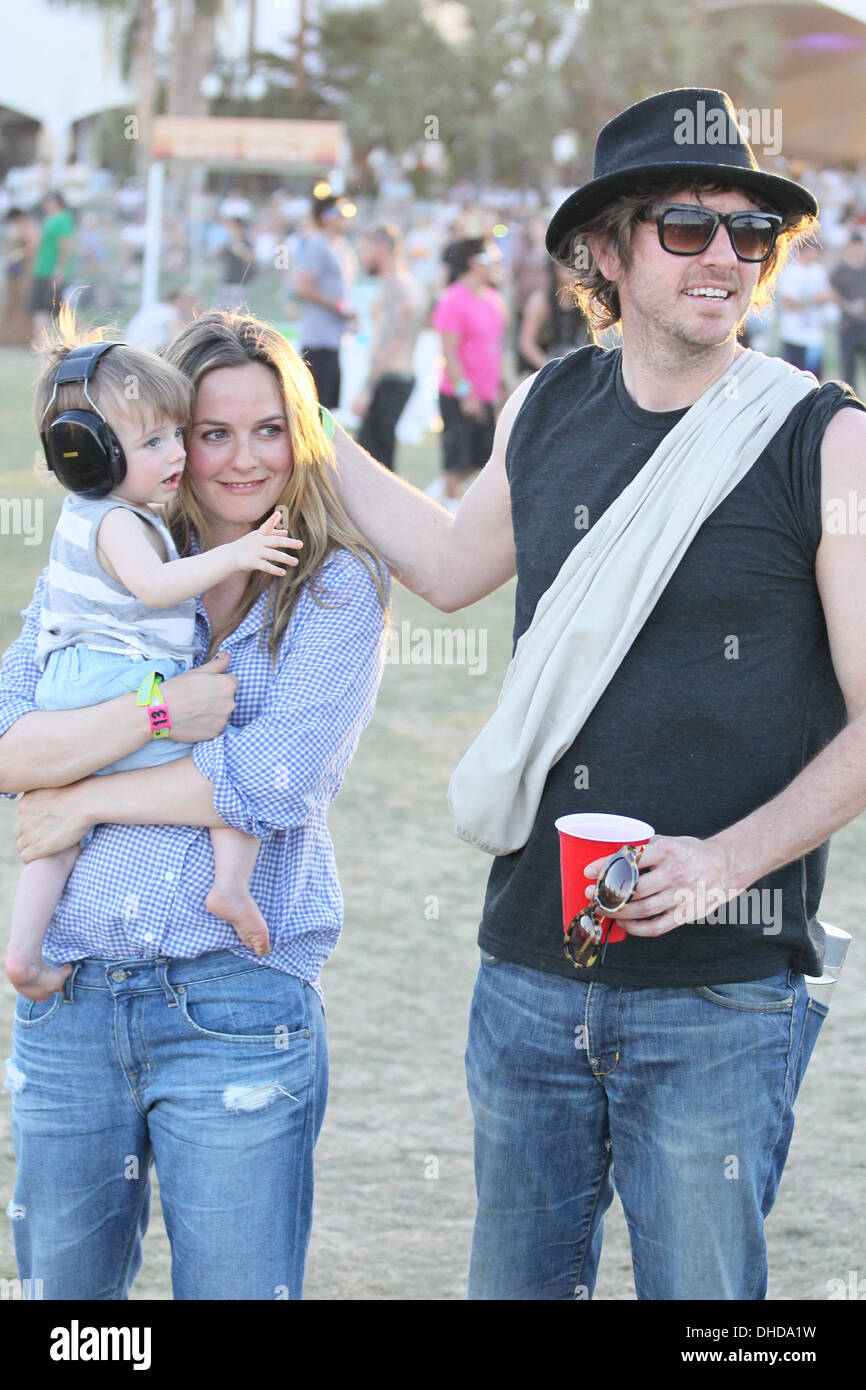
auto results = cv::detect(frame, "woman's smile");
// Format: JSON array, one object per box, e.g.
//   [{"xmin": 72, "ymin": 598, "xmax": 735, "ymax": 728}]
[{"xmin": 186, "ymin": 361, "xmax": 294, "ymax": 535}]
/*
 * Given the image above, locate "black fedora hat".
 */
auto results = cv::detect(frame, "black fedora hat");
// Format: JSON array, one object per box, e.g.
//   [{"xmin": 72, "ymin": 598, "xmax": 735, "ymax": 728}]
[{"xmin": 546, "ymin": 88, "xmax": 818, "ymax": 255}]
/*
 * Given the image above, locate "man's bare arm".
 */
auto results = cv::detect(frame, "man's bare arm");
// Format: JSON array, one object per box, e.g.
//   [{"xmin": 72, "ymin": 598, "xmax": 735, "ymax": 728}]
[
  {"xmin": 607, "ymin": 406, "xmax": 866, "ymax": 934},
  {"xmin": 715, "ymin": 406, "xmax": 866, "ymax": 880},
  {"xmin": 293, "ymin": 269, "xmax": 345, "ymax": 313},
  {"xmin": 332, "ymin": 372, "xmax": 537, "ymax": 611}
]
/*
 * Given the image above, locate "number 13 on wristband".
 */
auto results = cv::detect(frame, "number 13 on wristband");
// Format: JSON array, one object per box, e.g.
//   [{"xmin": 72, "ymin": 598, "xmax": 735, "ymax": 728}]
[{"xmin": 136, "ymin": 671, "xmax": 172, "ymax": 738}]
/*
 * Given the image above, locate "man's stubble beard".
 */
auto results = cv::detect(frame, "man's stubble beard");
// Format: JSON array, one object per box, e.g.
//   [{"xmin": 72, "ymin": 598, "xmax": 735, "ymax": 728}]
[{"xmin": 621, "ymin": 278, "xmax": 753, "ymax": 374}]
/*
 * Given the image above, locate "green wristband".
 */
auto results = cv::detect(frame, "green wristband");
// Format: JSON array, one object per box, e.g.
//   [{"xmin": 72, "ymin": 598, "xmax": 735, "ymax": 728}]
[
  {"xmin": 135, "ymin": 671, "xmax": 164, "ymax": 707},
  {"xmin": 318, "ymin": 404, "xmax": 336, "ymax": 438}
]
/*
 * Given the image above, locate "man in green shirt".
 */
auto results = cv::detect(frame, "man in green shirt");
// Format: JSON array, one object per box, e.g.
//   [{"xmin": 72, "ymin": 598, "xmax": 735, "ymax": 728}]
[{"xmin": 29, "ymin": 192, "xmax": 75, "ymax": 334}]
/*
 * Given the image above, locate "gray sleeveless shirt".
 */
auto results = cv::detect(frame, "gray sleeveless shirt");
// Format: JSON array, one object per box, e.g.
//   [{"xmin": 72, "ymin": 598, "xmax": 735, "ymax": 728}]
[
  {"xmin": 479, "ymin": 346, "xmax": 866, "ymax": 985},
  {"xmin": 36, "ymin": 494, "xmax": 198, "ymax": 669}
]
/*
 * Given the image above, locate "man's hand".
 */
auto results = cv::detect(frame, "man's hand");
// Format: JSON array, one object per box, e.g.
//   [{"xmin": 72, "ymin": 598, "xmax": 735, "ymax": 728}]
[
  {"xmin": 16, "ymin": 783, "xmax": 92, "ymax": 862},
  {"xmin": 583, "ymin": 834, "xmax": 740, "ymax": 938},
  {"xmin": 159, "ymin": 651, "xmax": 238, "ymax": 743},
  {"xmin": 352, "ymin": 388, "xmax": 372, "ymax": 419}
]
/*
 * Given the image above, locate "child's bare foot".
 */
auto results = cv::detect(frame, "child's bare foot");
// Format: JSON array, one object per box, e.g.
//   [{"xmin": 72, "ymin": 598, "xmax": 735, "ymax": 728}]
[
  {"xmin": 206, "ymin": 884, "xmax": 271, "ymax": 957},
  {"xmin": 6, "ymin": 953, "xmax": 73, "ymax": 1001}
]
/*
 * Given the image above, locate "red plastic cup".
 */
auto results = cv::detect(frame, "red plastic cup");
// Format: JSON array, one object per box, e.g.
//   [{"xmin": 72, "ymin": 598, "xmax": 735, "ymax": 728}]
[{"xmin": 555, "ymin": 813, "xmax": 655, "ymax": 946}]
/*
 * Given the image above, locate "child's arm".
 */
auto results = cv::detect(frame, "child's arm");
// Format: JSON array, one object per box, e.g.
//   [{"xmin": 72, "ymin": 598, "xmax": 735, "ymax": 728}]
[{"xmin": 97, "ymin": 508, "xmax": 302, "ymax": 609}]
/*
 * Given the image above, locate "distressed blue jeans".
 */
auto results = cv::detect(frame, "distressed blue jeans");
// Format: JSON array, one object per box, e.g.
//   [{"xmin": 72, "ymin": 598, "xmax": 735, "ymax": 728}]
[
  {"xmin": 465, "ymin": 955, "xmax": 827, "ymax": 1300},
  {"xmin": 6, "ymin": 950, "xmax": 328, "ymax": 1300}
]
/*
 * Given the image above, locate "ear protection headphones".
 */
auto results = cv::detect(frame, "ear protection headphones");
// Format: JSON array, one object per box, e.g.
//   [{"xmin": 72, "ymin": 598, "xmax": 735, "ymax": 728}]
[{"xmin": 40, "ymin": 342, "xmax": 127, "ymax": 498}]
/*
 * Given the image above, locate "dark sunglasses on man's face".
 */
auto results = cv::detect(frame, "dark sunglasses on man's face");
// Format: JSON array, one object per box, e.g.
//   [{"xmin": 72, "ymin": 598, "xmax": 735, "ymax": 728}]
[{"xmin": 648, "ymin": 203, "xmax": 784, "ymax": 263}]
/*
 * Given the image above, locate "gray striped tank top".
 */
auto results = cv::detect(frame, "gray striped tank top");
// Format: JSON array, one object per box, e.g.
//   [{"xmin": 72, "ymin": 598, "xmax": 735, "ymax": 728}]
[{"xmin": 36, "ymin": 494, "xmax": 198, "ymax": 669}]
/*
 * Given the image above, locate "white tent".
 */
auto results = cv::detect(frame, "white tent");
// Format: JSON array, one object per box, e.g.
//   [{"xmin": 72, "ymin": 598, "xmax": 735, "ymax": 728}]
[{"xmin": 0, "ymin": 0, "xmax": 132, "ymax": 181}]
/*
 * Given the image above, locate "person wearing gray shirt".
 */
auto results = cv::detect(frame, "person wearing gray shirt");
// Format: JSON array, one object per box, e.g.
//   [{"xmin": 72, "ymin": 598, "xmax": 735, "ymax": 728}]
[{"xmin": 293, "ymin": 197, "xmax": 357, "ymax": 407}]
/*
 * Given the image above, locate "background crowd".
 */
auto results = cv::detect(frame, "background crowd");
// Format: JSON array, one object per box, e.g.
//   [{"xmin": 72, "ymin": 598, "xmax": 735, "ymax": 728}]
[{"xmin": 2, "ymin": 160, "xmax": 866, "ymax": 502}]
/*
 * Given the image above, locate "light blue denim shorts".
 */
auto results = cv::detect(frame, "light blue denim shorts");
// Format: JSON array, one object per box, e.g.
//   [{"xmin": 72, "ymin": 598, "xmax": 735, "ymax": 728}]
[
  {"xmin": 36, "ymin": 644, "xmax": 194, "ymax": 848},
  {"xmin": 36, "ymin": 642, "xmax": 193, "ymax": 778}
]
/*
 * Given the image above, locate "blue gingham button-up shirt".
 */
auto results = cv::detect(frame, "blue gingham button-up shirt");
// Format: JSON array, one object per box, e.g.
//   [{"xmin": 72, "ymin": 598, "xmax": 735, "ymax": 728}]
[{"xmin": 0, "ymin": 547, "xmax": 388, "ymax": 998}]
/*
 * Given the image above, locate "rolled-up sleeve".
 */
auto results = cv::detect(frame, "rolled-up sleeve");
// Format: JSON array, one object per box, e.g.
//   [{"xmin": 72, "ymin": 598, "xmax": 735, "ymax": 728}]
[
  {"xmin": 192, "ymin": 553, "xmax": 388, "ymax": 838},
  {"xmin": 0, "ymin": 573, "xmax": 46, "ymax": 797}
]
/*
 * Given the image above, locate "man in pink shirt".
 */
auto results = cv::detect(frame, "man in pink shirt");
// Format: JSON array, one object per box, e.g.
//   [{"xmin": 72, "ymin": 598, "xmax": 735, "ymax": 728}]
[{"xmin": 431, "ymin": 238, "xmax": 507, "ymax": 509}]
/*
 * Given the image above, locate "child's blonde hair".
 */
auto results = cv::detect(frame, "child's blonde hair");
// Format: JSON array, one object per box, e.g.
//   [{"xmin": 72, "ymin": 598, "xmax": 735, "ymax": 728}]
[{"xmin": 34, "ymin": 305, "xmax": 193, "ymax": 442}]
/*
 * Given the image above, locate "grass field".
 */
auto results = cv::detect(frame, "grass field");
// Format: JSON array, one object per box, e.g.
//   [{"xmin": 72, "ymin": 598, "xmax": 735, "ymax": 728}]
[{"xmin": 0, "ymin": 342, "xmax": 863, "ymax": 1301}]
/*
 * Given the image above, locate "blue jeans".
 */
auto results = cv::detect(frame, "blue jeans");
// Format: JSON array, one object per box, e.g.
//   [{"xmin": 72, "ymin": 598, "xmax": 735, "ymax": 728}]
[
  {"xmin": 465, "ymin": 955, "xmax": 827, "ymax": 1300},
  {"xmin": 7, "ymin": 950, "xmax": 328, "ymax": 1300}
]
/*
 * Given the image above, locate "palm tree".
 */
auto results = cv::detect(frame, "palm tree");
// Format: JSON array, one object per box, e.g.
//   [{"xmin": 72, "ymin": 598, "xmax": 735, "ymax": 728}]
[
  {"xmin": 166, "ymin": 0, "xmax": 224, "ymax": 118},
  {"xmin": 52, "ymin": 0, "xmax": 227, "ymax": 177}
]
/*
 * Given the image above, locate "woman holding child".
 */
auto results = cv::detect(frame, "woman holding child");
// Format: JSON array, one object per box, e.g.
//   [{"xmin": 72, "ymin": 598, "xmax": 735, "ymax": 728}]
[{"xmin": 0, "ymin": 310, "xmax": 389, "ymax": 1300}]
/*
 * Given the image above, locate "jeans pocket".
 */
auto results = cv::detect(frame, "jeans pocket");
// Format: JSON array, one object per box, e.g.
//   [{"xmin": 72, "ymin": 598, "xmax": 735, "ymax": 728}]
[
  {"xmin": 698, "ymin": 972, "xmax": 795, "ymax": 1012},
  {"xmin": 176, "ymin": 968, "xmax": 311, "ymax": 1044},
  {"xmin": 791, "ymin": 997, "xmax": 829, "ymax": 1100},
  {"xmin": 14, "ymin": 991, "xmax": 64, "ymax": 1028}
]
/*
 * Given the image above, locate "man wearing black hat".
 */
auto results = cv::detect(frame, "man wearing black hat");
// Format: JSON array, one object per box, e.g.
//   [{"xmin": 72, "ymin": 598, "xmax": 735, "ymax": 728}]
[{"xmin": 328, "ymin": 88, "xmax": 866, "ymax": 1299}]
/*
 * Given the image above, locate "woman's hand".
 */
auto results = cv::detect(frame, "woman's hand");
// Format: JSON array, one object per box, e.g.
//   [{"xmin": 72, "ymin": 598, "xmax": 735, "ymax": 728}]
[
  {"xmin": 159, "ymin": 652, "xmax": 238, "ymax": 743},
  {"xmin": 16, "ymin": 783, "xmax": 93, "ymax": 862}
]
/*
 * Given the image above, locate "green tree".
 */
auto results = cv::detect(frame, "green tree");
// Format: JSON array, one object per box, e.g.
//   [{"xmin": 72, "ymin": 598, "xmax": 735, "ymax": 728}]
[
  {"xmin": 558, "ymin": 0, "xmax": 779, "ymax": 180},
  {"xmin": 306, "ymin": 0, "xmax": 780, "ymax": 190},
  {"xmin": 314, "ymin": 0, "xmax": 454, "ymax": 156}
]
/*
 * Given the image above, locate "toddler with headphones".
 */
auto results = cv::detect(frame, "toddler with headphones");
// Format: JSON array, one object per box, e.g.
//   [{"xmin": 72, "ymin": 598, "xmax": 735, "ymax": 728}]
[{"xmin": 5, "ymin": 331, "xmax": 302, "ymax": 1000}]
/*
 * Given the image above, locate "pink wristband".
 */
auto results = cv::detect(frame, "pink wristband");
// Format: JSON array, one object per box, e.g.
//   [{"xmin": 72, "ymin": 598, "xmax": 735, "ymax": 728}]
[
  {"xmin": 136, "ymin": 672, "xmax": 172, "ymax": 739},
  {"xmin": 145, "ymin": 702, "xmax": 171, "ymax": 738}
]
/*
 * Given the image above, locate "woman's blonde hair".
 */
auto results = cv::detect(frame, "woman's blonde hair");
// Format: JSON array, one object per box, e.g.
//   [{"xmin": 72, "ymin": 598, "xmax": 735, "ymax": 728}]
[
  {"xmin": 551, "ymin": 178, "xmax": 818, "ymax": 337},
  {"xmin": 34, "ymin": 305, "xmax": 192, "ymax": 441},
  {"xmin": 161, "ymin": 309, "xmax": 390, "ymax": 662}
]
